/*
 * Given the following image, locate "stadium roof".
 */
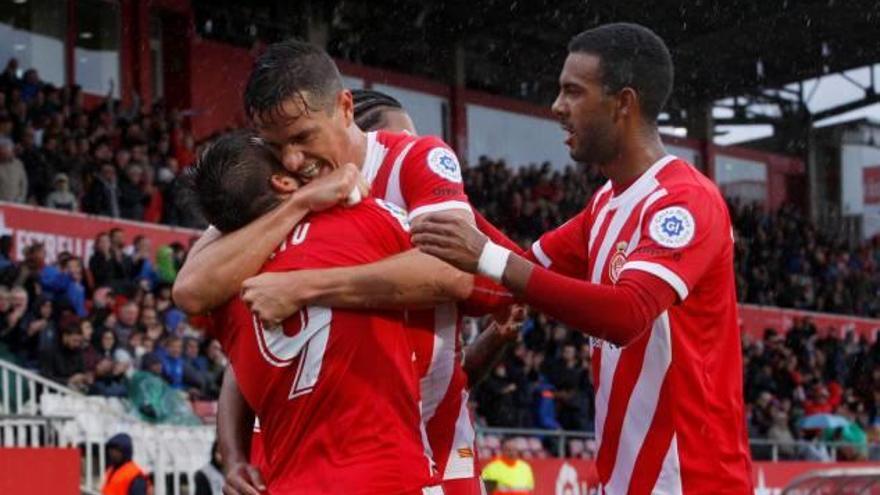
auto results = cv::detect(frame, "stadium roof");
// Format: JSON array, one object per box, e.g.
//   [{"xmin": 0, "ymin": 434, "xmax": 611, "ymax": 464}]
[{"xmin": 194, "ymin": 0, "xmax": 880, "ymax": 126}]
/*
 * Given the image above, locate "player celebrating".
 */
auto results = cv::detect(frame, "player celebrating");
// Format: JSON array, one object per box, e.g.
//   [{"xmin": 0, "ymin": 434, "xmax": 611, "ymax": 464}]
[
  {"xmin": 173, "ymin": 43, "xmax": 516, "ymax": 495},
  {"xmin": 190, "ymin": 130, "xmax": 439, "ymax": 495},
  {"xmin": 215, "ymin": 89, "xmax": 521, "ymax": 495},
  {"xmin": 412, "ymin": 24, "xmax": 753, "ymax": 494}
]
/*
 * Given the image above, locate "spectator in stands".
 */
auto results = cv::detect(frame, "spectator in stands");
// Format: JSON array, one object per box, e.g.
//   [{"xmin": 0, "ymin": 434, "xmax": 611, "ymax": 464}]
[
  {"xmin": 89, "ymin": 233, "xmax": 131, "ymax": 291},
  {"xmin": 0, "ymin": 287, "xmax": 29, "ymax": 355},
  {"xmin": 481, "ymin": 437, "xmax": 535, "ymax": 495},
  {"xmin": 194, "ymin": 441, "xmax": 225, "ymax": 495},
  {"xmin": 86, "ymin": 330, "xmax": 129, "ymax": 397},
  {"xmin": 767, "ymin": 406, "xmax": 797, "ymax": 459},
  {"xmin": 479, "ymin": 363, "xmax": 524, "ymax": 427},
  {"xmin": 40, "ymin": 322, "xmax": 90, "ymax": 392},
  {"xmin": 44, "ymin": 173, "xmax": 78, "ymax": 211},
  {"xmin": 130, "ymin": 236, "xmax": 157, "ymax": 288},
  {"xmin": 202, "ymin": 339, "xmax": 227, "ymax": 399},
  {"xmin": 103, "ymin": 433, "xmax": 148, "ymax": 495},
  {"xmin": 184, "ymin": 337, "xmax": 208, "ymax": 372},
  {"xmin": 83, "ymin": 162, "xmax": 121, "ymax": 217},
  {"xmin": 115, "ymin": 302, "xmax": 140, "ymax": 348},
  {"xmin": 0, "ymin": 135, "xmax": 27, "ymax": 203},
  {"xmin": 545, "ymin": 343, "xmax": 592, "ymax": 431},
  {"xmin": 41, "ymin": 254, "xmax": 87, "ymax": 317},
  {"xmin": 16, "ymin": 297, "xmax": 54, "ymax": 368},
  {"xmin": 118, "ymin": 164, "xmax": 150, "ymax": 220},
  {"xmin": 0, "ymin": 58, "xmax": 18, "ymax": 93},
  {"xmin": 160, "ymin": 335, "xmax": 185, "ymax": 389}
]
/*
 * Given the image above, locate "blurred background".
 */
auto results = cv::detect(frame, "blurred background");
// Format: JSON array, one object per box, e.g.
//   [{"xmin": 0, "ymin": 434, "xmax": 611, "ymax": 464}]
[{"xmin": 1, "ymin": 1, "xmax": 880, "ymax": 493}]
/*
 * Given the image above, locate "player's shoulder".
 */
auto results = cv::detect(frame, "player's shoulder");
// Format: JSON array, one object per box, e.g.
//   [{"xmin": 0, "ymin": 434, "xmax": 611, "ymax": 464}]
[
  {"xmin": 376, "ymin": 129, "xmax": 417, "ymax": 149},
  {"xmin": 399, "ymin": 135, "xmax": 463, "ymax": 184},
  {"xmin": 654, "ymin": 157, "xmax": 726, "ymax": 210}
]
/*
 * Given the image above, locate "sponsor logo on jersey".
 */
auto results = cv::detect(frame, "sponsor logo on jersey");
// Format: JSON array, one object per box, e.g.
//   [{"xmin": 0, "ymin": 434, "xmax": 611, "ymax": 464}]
[
  {"xmin": 375, "ymin": 198, "xmax": 411, "ymax": 232},
  {"xmin": 649, "ymin": 206, "xmax": 695, "ymax": 248},
  {"xmin": 608, "ymin": 241, "xmax": 628, "ymax": 283},
  {"xmin": 457, "ymin": 447, "xmax": 474, "ymax": 458},
  {"xmin": 427, "ymin": 147, "xmax": 462, "ymax": 183}
]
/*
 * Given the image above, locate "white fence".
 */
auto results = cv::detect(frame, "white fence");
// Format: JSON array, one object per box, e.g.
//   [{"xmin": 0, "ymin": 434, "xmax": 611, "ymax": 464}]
[{"xmin": 0, "ymin": 357, "xmax": 215, "ymax": 495}]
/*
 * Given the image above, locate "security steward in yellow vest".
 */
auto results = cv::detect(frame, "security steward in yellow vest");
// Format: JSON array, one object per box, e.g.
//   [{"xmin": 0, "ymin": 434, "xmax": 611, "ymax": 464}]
[
  {"xmin": 102, "ymin": 433, "xmax": 148, "ymax": 495},
  {"xmin": 481, "ymin": 438, "xmax": 535, "ymax": 495}
]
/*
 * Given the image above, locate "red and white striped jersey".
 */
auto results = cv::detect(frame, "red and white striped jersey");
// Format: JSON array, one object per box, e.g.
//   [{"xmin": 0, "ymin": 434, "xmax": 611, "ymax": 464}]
[
  {"xmin": 530, "ymin": 156, "xmax": 752, "ymax": 494},
  {"xmin": 364, "ymin": 130, "xmax": 479, "ymax": 483}
]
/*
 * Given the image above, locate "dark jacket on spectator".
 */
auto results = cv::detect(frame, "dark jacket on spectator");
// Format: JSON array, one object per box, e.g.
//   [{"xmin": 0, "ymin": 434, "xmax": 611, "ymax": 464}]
[
  {"xmin": 82, "ymin": 177, "xmax": 121, "ymax": 217},
  {"xmin": 89, "ymin": 251, "xmax": 131, "ymax": 291},
  {"xmin": 118, "ymin": 176, "xmax": 148, "ymax": 221},
  {"xmin": 40, "ymin": 343, "xmax": 85, "ymax": 383}
]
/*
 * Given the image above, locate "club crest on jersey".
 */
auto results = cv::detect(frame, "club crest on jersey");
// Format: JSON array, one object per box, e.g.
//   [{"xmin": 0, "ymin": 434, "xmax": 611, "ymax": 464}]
[
  {"xmin": 608, "ymin": 241, "xmax": 628, "ymax": 283},
  {"xmin": 375, "ymin": 198, "xmax": 411, "ymax": 232},
  {"xmin": 427, "ymin": 147, "xmax": 462, "ymax": 183},
  {"xmin": 649, "ymin": 206, "xmax": 695, "ymax": 248}
]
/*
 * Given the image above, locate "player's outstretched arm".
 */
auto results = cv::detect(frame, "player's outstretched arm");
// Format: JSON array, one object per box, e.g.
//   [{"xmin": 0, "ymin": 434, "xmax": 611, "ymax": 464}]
[
  {"xmin": 241, "ymin": 248, "xmax": 474, "ymax": 325},
  {"xmin": 412, "ymin": 212, "xmax": 677, "ymax": 347},
  {"xmin": 217, "ymin": 369, "xmax": 265, "ymax": 495},
  {"xmin": 462, "ymin": 305, "xmax": 526, "ymax": 386},
  {"xmin": 172, "ymin": 165, "xmax": 364, "ymax": 315}
]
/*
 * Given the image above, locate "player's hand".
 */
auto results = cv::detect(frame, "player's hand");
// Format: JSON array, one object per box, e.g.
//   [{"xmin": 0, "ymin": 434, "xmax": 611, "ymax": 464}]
[
  {"xmin": 295, "ymin": 163, "xmax": 369, "ymax": 212},
  {"xmin": 241, "ymin": 272, "xmax": 308, "ymax": 327},
  {"xmin": 494, "ymin": 304, "xmax": 527, "ymax": 342},
  {"xmin": 223, "ymin": 461, "xmax": 266, "ymax": 495},
  {"xmin": 411, "ymin": 212, "xmax": 488, "ymax": 273}
]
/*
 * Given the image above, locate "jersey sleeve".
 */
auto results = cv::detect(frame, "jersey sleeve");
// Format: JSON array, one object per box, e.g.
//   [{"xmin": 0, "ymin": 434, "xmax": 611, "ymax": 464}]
[
  {"xmin": 621, "ymin": 186, "xmax": 729, "ymax": 301},
  {"xmin": 398, "ymin": 136, "xmax": 472, "ymax": 221},
  {"xmin": 527, "ymin": 207, "xmax": 590, "ymax": 279}
]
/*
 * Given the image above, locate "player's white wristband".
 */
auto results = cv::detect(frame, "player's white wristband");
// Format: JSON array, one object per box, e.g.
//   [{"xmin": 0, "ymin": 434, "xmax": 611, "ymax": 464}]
[
  {"xmin": 345, "ymin": 186, "xmax": 362, "ymax": 206},
  {"xmin": 477, "ymin": 240, "xmax": 511, "ymax": 283}
]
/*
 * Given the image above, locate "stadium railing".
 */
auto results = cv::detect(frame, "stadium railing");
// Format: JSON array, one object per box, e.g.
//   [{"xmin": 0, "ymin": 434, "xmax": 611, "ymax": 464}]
[
  {"xmin": 0, "ymin": 357, "xmax": 215, "ymax": 495},
  {"xmin": 782, "ymin": 466, "xmax": 880, "ymax": 494},
  {"xmin": 475, "ymin": 426, "xmax": 879, "ymax": 463}
]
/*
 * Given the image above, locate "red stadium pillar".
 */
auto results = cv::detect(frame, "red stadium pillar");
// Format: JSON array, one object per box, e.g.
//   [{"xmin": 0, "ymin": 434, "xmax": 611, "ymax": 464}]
[
  {"xmin": 134, "ymin": 0, "xmax": 152, "ymax": 108},
  {"xmin": 119, "ymin": 0, "xmax": 135, "ymax": 108},
  {"xmin": 450, "ymin": 42, "xmax": 468, "ymax": 162},
  {"xmin": 65, "ymin": 0, "xmax": 77, "ymax": 87}
]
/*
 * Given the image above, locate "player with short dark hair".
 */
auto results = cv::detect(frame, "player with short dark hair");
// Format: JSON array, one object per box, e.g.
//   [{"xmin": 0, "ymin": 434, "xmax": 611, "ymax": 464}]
[
  {"xmin": 567, "ymin": 23, "xmax": 673, "ymax": 122},
  {"xmin": 189, "ymin": 130, "xmax": 439, "ymax": 495},
  {"xmin": 412, "ymin": 23, "xmax": 753, "ymax": 493},
  {"xmin": 189, "ymin": 130, "xmax": 285, "ymax": 233}
]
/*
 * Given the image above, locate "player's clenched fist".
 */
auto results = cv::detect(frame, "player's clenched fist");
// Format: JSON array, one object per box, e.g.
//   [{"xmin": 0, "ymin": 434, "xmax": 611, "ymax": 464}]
[
  {"xmin": 241, "ymin": 271, "xmax": 310, "ymax": 327},
  {"xmin": 411, "ymin": 212, "xmax": 488, "ymax": 273},
  {"xmin": 223, "ymin": 461, "xmax": 266, "ymax": 495},
  {"xmin": 296, "ymin": 162, "xmax": 369, "ymax": 212}
]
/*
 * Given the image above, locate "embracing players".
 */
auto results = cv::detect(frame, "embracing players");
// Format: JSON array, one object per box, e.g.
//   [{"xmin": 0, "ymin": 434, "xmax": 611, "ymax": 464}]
[
  {"xmin": 174, "ymin": 41, "xmax": 519, "ymax": 494},
  {"xmin": 189, "ymin": 130, "xmax": 439, "ymax": 494}
]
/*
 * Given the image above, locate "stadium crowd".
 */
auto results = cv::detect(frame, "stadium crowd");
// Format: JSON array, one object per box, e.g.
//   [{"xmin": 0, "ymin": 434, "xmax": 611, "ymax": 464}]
[{"xmin": 1, "ymin": 57, "xmax": 879, "ymax": 459}]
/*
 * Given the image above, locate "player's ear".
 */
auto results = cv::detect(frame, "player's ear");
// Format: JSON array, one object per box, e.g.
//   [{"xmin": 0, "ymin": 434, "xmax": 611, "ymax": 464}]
[
  {"xmin": 617, "ymin": 87, "xmax": 638, "ymax": 120},
  {"xmin": 270, "ymin": 172, "xmax": 299, "ymax": 193},
  {"xmin": 338, "ymin": 89, "xmax": 354, "ymax": 127}
]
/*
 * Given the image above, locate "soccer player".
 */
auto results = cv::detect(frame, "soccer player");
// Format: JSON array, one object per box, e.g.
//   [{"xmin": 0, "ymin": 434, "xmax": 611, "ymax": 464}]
[
  {"xmin": 411, "ymin": 24, "xmax": 754, "ymax": 494},
  {"xmin": 190, "ymin": 130, "xmax": 438, "ymax": 495},
  {"xmin": 173, "ymin": 44, "xmax": 516, "ymax": 495}
]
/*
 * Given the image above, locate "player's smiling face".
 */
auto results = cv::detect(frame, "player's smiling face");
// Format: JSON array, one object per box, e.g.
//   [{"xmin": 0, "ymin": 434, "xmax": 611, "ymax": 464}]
[
  {"xmin": 254, "ymin": 90, "xmax": 354, "ymax": 183},
  {"xmin": 552, "ymin": 52, "xmax": 620, "ymax": 165}
]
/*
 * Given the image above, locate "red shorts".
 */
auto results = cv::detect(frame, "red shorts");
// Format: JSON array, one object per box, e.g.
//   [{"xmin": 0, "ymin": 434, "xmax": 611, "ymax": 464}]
[{"xmin": 441, "ymin": 477, "xmax": 485, "ymax": 495}]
